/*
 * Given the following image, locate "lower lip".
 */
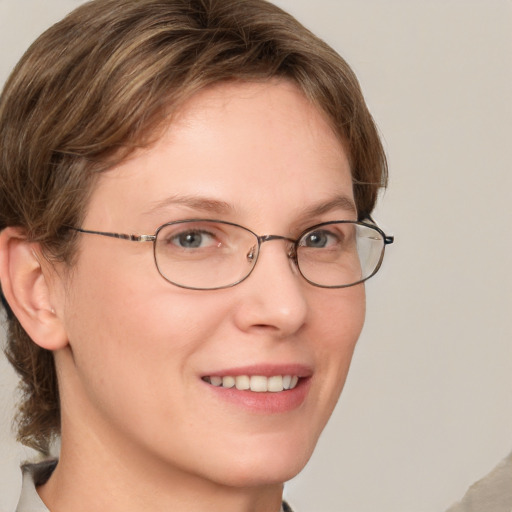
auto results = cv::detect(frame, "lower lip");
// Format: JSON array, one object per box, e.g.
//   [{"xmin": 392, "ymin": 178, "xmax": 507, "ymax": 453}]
[{"xmin": 203, "ymin": 378, "xmax": 311, "ymax": 414}]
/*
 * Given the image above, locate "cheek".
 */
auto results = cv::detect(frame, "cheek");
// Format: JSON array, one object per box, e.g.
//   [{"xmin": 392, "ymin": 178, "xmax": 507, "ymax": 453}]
[
  {"xmin": 60, "ymin": 252, "xmax": 228, "ymax": 418},
  {"xmin": 316, "ymin": 284, "xmax": 366, "ymax": 354},
  {"xmin": 65, "ymin": 242, "xmax": 220, "ymax": 341},
  {"xmin": 312, "ymin": 285, "xmax": 366, "ymax": 409}
]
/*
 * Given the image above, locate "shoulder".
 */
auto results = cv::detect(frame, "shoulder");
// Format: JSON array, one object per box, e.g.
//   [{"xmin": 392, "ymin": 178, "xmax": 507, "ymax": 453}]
[{"xmin": 445, "ymin": 451, "xmax": 512, "ymax": 512}]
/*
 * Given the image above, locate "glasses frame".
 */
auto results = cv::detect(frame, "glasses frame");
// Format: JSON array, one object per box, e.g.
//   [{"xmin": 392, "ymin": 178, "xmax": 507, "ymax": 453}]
[{"xmin": 70, "ymin": 219, "xmax": 394, "ymax": 290}]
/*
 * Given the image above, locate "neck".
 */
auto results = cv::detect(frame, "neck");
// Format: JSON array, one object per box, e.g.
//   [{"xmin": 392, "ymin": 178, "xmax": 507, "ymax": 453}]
[{"xmin": 38, "ymin": 419, "xmax": 284, "ymax": 512}]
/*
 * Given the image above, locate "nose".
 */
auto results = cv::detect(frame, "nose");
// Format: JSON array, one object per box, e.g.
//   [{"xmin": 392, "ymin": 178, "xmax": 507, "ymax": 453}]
[{"xmin": 232, "ymin": 238, "xmax": 308, "ymax": 337}]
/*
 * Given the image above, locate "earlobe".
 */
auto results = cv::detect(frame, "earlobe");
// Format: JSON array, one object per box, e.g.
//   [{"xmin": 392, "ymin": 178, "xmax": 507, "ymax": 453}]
[{"xmin": 0, "ymin": 227, "xmax": 68, "ymax": 351}]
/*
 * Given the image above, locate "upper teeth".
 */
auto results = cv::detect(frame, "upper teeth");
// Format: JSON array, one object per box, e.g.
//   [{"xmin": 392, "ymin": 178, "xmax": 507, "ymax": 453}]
[{"xmin": 203, "ymin": 375, "xmax": 299, "ymax": 392}]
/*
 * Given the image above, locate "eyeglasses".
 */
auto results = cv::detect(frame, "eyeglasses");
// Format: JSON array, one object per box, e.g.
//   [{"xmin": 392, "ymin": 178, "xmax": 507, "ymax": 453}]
[{"xmin": 71, "ymin": 219, "xmax": 393, "ymax": 290}]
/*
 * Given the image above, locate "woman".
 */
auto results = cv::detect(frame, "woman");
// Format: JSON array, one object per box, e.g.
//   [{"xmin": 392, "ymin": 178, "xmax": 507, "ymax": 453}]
[{"xmin": 0, "ymin": 0, "xmax": 392, "ymax": 510}]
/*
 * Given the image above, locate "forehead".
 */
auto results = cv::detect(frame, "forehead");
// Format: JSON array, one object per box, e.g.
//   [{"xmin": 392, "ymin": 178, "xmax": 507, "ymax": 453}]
[
  {"xmin": 152, "ymin": 79, "xmax": 347, "ymax": 168},
  {"xmin": 84, "ymin": 80, "xmax": 354, "ymax": 230}
]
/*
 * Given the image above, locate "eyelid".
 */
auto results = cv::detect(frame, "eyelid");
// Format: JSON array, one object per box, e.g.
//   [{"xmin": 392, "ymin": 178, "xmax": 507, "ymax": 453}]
[
  {"xmin": 161, "ymin": 222, "xmax": 223, "ymax": 236},
  {"xmin": 295, "ymin": 219, "xmax": 346, "ymax": 238},
  {"xmin": 293, "ymin": 214, "xmax": 355, "ymax": 233},
  {"xmin": 159, "ymin": 219, "xmax": 227, "ymax": 231}
]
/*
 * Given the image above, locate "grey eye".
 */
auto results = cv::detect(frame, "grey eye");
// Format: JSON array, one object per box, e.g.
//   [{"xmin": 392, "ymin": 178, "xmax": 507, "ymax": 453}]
[
  {"xmin": 171, "ymin": 230, "xmax": 215, "ymax": 249},
  {"xmin": 303, "ymin": 230, "xmax": 332, "ymax": 248}
]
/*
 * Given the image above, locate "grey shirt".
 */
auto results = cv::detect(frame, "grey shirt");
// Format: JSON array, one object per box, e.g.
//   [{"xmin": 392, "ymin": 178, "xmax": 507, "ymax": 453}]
[{"xmin": 16, "ymin": 461, "xmax": 55, "ymax": 512}]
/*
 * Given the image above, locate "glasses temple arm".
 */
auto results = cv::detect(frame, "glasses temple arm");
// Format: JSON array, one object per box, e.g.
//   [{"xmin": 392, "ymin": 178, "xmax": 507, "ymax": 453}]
[{"xmin": 70, "ymin": 227, "xmax": 155, "ymax": 242}]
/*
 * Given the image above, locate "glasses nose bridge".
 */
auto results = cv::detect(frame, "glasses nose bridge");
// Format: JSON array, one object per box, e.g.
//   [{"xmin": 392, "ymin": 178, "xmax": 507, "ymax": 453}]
[
  {"xmin": 255, "ymin": 234, "xmax": 297, "ymax": 261},
  {"xmin": 258, "ymin": 234, "xmax": 295, "ymax": 245}
]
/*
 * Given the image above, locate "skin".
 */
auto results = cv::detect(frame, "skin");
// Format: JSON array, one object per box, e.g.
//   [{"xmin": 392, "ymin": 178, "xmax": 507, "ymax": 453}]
[{"xmin": 26, "ymin": 81, "xmax": 365, "ymax": 512}]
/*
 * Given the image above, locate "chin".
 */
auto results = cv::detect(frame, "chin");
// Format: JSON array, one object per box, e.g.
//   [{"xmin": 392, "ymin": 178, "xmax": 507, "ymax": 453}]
[
  {"xmin": 212, "ymin": 460, "xmax": 307, "ymax": 489},
  {"xmin": 203, "ymin": 432, "xmax": 318, "ymax": 488}
]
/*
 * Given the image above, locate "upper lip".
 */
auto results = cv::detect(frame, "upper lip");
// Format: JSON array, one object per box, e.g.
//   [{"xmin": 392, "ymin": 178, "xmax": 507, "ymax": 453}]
[{"xmin": 201, "ymin": 363, "xmax": 313, "ymax": 378}]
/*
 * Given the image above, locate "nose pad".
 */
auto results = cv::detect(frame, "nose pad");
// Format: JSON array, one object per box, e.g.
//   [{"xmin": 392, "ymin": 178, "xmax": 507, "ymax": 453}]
[
  {"xmin": 246, "ymin": 245, "xmax": 257, "ymax": 263},
  {"xmin": 286, "ymin": 244, "xmax": 298, "ymax": 266}
]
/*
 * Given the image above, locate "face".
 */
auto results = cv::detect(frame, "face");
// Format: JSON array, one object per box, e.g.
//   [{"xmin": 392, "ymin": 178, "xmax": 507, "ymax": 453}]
[{"xmin": 55, "ymin": 81, "xmax": 365, "ymax": 488}]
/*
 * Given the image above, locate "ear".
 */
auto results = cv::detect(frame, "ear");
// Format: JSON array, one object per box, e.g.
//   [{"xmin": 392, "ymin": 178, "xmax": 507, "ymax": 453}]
[{"xmin": 0, "ymin": 227, "xmax": 68, "ymax": 350}]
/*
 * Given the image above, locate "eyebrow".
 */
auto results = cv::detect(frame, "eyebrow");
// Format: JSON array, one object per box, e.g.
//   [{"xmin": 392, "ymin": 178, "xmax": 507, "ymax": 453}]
[
  {"xmin": 144, "ymin": 194, "xmax": 235, "ymax": 216},
  {"xmin": 300, "ymin": 195, "xmax": 357, "ymax": 218},
  {"xmin": 144, "ymin": 193, "xmax": 357, "ymax": 219}
]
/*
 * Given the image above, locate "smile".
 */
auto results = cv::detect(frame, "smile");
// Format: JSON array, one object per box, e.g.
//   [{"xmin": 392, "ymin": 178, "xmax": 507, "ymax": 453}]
[{"xmin": 202, "ymin": 375, "xmax": 300, "ymax": 392}]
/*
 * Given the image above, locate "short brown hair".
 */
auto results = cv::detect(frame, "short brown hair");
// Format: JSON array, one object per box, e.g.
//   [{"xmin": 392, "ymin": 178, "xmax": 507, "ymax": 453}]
[{"xmin": 0, "ymin": 0, "xmax": 387, "ymax": 454}]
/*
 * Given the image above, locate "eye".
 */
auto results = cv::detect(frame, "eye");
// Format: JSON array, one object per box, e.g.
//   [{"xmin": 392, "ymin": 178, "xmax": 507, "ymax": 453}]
[
  {"xmin": 301, "ymin": 229, "xmax": 338, "ymax": 248},
  {"xmin": 171, "ymin": 229, "xmax": 217, "ymax": 249}
]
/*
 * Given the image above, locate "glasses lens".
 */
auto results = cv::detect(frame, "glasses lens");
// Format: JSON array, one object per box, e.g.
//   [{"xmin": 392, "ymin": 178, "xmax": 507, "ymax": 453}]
[
  {"xmin": 154, "ymin": 220, "xmax": 259, "ymax": 289},
  {"xmin": 296, "ymin": 222, "xmax": 385, "ymax": 287}
]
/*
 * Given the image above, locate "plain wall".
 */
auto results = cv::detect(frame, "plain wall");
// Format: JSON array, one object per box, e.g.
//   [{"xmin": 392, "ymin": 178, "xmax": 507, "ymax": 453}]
[{"xmin": 1, "ymin": 1, "xmax": 511, "ymax": 511}]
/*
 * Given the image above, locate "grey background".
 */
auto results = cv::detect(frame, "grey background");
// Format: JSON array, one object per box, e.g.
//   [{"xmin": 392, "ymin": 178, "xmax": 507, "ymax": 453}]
[{"xmin": 1, "ymin": 1, "xmax": 511, "ymax": 511}]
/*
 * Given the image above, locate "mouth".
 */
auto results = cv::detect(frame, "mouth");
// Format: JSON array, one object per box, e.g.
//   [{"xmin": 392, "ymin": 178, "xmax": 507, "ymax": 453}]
[
  {"xmin": 201, "ymin": 374, "xmax": 300, "ymax": 392},
  {"xmin": 200, "ymin": 364, "xmax": 312, "ymax": 413}
]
